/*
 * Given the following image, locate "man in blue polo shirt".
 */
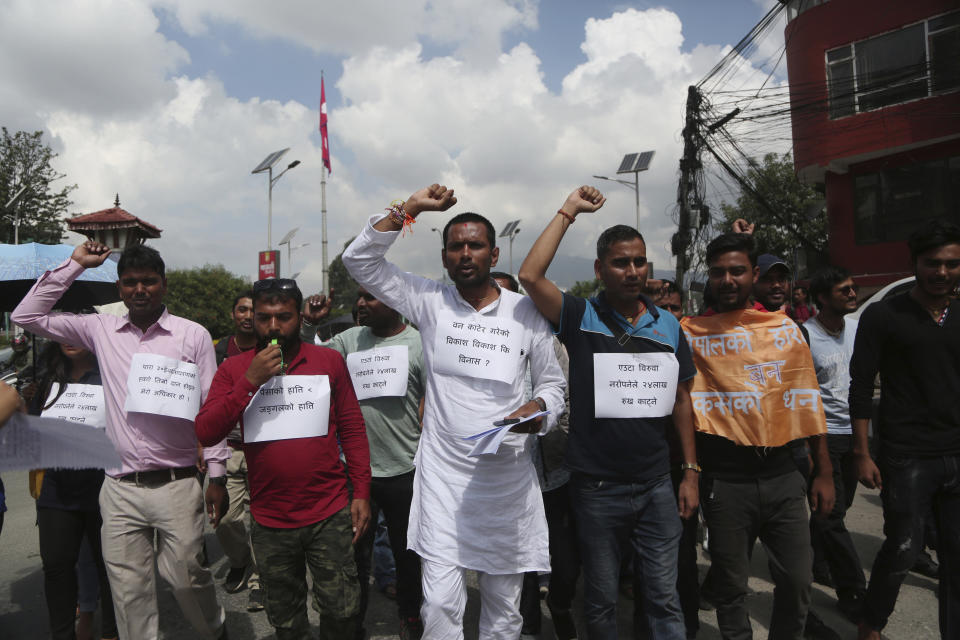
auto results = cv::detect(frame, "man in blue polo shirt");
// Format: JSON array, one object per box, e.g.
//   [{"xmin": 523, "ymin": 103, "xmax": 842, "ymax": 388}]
[{"xmin": 519, "ymin": 186, "xmax": 699, "ymax": 640}]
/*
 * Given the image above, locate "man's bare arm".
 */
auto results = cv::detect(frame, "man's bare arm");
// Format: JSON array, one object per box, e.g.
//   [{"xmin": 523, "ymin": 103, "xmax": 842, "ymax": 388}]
[{"xmin": 518, "ymin": 186, "xmax": 605, "ymax": 327}]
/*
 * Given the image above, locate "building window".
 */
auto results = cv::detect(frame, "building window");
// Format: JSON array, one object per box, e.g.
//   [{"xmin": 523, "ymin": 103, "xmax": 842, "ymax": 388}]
[
  {"xmin": 854, "ymin": 155, "xmax": 960, "ymax": 245},
  {"xmin": 826, "ymin": 10, "xmax": 960, "ymax": 118}
]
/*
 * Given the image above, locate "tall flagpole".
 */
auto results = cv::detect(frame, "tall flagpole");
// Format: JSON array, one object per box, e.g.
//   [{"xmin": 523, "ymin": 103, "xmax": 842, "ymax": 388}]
[{"xmin": 321, "ymin": 164, "xmax": 328, "ymax": 295}]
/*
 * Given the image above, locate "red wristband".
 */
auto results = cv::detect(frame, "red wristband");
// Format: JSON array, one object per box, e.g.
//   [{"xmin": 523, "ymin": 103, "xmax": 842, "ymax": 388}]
[{"xmin": 557, "ymin": 209, "xmax": 576, "ymax": 224}]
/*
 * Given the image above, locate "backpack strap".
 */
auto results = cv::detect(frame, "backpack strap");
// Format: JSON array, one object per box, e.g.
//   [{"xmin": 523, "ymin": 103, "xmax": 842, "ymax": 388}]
[{"xmin": 589, "ymin": 298, "xmax": 648, "ymax": 354}]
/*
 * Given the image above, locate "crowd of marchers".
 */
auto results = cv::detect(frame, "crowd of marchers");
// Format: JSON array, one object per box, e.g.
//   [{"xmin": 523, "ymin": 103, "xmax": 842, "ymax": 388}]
[{"xmin": 0, "ymin": 183, "xmax": 958, "ymax": 640}]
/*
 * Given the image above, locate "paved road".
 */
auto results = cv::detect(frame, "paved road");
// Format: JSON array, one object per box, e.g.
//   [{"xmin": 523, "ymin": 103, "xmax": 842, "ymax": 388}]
[{"xmin": 0, "ymin": 469, "xmax": 941, "ymax": 638}]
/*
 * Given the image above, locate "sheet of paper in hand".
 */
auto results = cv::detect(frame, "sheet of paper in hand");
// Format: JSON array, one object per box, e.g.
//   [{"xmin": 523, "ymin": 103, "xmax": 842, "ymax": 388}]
[
  {"xmin": 243, "ymin": 375, "xmax": 331, "ymax": 443},
  {"xmin": 346, "ymin": 345, "xmax": 409, "ymax": 400},
  {"xmin": 593, "ymin": 352, "xmax": 679, "ymax": 418},
  {"xmin": 41, "ymin": 383, "xmax": 107, "ymax": 428},
  {"xmin": 464, "ymin": 411, "xmax": 549, "ymax": 457},
  {"xmin": 0, "ymin": 413, "xmax": 121, "ymax": 471},
  {"xmin": 434, "ymin": 311, "xmax": 523, "ymax": 384},
  {"xmin": 124, "ymin": 354, "xmax": 202, "ymax": 421}
]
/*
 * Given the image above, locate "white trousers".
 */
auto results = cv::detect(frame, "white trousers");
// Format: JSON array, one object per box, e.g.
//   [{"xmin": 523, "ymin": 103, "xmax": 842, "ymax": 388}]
[
  {"xmin": 100, "ymin": 475, "xmax": 226, "ymax": 640},
  {"xmin": 420, "ymin": 558, "xmax": 523, "ymax": 639}
]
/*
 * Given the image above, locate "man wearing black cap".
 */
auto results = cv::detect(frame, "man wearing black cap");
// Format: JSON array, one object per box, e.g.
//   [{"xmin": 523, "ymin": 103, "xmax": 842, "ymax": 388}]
[{"xmin": 754, "ymin": 254, "xmax": 791, "ymax": 312}]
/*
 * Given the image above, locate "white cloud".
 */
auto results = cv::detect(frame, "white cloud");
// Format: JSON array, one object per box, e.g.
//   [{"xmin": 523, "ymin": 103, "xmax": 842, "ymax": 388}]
[{"xmin": 1, "ymin": 1, "xmax": 783, "ymax": 303}]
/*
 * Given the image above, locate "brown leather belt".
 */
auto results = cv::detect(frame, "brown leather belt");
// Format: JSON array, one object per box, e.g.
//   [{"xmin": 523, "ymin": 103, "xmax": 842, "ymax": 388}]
[{"xmin": 116, "ymin": 466, "xmax": 197, "ymax": 486}]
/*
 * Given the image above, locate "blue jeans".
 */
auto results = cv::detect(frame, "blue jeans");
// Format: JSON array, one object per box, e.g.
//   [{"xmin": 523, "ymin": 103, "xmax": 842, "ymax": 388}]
[{"xmin": 571, "ymin": 472, "xmax": 685, "ymax": 639}]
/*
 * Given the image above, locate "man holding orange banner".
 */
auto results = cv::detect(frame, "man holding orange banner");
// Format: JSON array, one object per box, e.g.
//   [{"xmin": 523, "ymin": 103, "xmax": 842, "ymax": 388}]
[{"xmin": 682, "ymin": 232, "xmax": 834, "ymax": 640}]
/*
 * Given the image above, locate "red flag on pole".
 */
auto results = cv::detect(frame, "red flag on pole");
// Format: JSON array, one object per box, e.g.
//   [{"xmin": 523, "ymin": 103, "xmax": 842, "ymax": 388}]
[{"xmin": 320, "ymin": 76, "xmax": 331, "ymax": 174}]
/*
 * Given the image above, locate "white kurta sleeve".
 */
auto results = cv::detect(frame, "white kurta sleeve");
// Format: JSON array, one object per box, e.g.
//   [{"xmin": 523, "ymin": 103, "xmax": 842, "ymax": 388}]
[
  {"xmin": 342, "ymin": 215, "xmax": 439, "ymax": 325},
  {"xmin": 527, "ymin": 320, "xmax": 566, "ymax": 435}
]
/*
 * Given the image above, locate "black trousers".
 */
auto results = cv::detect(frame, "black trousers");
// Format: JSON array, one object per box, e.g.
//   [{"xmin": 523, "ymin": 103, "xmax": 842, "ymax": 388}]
[
  {"xmin": 355, "ymin": 470, "xmax": 423, "ymax": 621},
  {"xmin": 519, "ymin": 483, "xmax": 581, "ymax": 633},
  {"xmin": 700, "ymin": 471, "xmax": 811, "ymax": 640},
  {"xmin": 36, "ymin": 506, "xmax": 117, "ymax": 640},
  {"xmin": 862, "ymin": 452, "xmax": 960, "ymax": 637},
  {"xmin": 809, "ymin": 434, "xmax": 866, "ymax": 595}
]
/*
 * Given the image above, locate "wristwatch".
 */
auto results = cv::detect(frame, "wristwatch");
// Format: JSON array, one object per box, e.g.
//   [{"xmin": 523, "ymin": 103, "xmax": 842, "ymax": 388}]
[
  {"xmin": 208, "ymin": 476, "xmax": 227, "ymax": 486},
  {"xmin": 534, "ymin": 397, "xmax": 547, "ymax": 412},
  {"xmin": 680, "ymin": 462, "xmax": 702, "ymax": 473}
]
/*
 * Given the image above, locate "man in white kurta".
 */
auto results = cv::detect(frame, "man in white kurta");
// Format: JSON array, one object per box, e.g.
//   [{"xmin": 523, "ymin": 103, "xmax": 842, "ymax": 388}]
[{"xmin": 342, "ymin": 183, "xmax": 566, "ymax": 639}]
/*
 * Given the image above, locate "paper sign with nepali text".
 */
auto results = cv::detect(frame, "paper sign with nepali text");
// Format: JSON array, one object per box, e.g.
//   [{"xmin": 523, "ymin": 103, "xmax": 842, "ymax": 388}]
[
  {"xmin": 41, "ymin": 383, "xmax": 107, "ymax": 429},
  {"xmin": 346, "ymin": 345, "xmax": 409, "ymax": 400},
  {"xmin": 243, "ymin": 375, "xmax": 331, "ymax": 443},
  {"xmin": 681, "ymin": 309, "xmax": 827, "ymax": 447},
  {"xmin": 124, "ymin": 354, "xmax": 202, "ymax": 421},
  {"xmin": 433, "ymin": 311, "xmax": 523, "ymax": 384},
  {"xmin": 593, "ymin": 352, "xmax": 679, "ymax": 418}
]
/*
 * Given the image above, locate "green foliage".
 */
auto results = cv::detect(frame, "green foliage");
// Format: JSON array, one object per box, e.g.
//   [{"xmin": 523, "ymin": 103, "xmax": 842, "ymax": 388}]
[
  {"xmin": 568, "ymin": 278, "xmax": 601, "ymax": 298},
  {"xmin": 0, "ymin": 128, "xmax": 76, "ymax": 244},
  {"xmin": 716, "ymin": 152, "xmax": 826, "ymax": 263},
  {"xmin": 164, "ymin": 264, "xmax": 251, "ymax": 339},
  {"xmin": 327, "ymin": 237, "xmax": 359, "ymax": 316}
]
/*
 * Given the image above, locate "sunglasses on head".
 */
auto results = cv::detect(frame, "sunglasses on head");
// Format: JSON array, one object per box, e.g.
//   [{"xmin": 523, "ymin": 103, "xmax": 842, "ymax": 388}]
[
  {"xmin": 837, "ymin": 284, "xmax": 859, "ymax": 296},
  {"xmin": 253, "ymin": 278, "xmax": 299, "ymax": 294}
]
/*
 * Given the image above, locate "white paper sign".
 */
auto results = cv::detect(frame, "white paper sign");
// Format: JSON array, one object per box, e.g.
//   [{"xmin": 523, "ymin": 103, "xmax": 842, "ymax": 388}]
[
  {"xmin": 346, "ymin": 346, "xmax": 409, "ymax": 400},
  {"xmin": 243, "ymin": 375, "xmax": 331, "ymax": 443},
  {"xmin": 433, "ymin": 311, "xmax": 523, "ymax": 383},
  {"xmin": 41, "ymin": 383, "xmax": 107, "ymax": 429},
  {"xmin": 0, "ymin": 413, "xmax": 122, "ymax": 471},
  {"xmin": 124, "ymin": 354, "xmax": 202, "ymax": 421},
  {"xmin": 593, "ymin": 352, "xmax": 680, "ymax": 418}
]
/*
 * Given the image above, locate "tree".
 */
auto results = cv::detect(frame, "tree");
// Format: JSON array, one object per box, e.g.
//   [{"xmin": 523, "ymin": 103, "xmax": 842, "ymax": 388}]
[
  {"xmin": 716, "ymin": 152, "xmax": 827, "ymax": 266},
  {"xmin": 327, "ymin": 237, "xmax": 359, "ymax": 317},
  {"xmin": 568, "ymin": 278, "xmax": 601, "ymax": 298},
  {"xmin": 164, "ymin": 264, "xmax": 251, "ymax": 339},
  {"xmin": 0, "ymin": 128, "xmax": 76, "ymax": 244}
]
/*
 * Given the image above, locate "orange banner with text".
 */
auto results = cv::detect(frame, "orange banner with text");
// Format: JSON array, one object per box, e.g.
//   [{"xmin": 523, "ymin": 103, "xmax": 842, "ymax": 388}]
[{"xmin": 681, "ymin": 309, "xmax": 826, "ymax": 447}]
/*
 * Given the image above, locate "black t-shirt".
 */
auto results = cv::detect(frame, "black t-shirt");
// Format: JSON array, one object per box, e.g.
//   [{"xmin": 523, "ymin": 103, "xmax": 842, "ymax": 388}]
[
  {"xmin": 556, "ymin": 292, "xmax": 696, "ymax": 481},
  {"xmin": 849, "ymin": 293, "xmax": 960, "ymax": 457}
]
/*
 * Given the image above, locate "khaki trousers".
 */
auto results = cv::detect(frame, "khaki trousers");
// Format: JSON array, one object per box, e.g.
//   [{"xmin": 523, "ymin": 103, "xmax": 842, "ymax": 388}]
[
  {"xmin": 100, "ymin": 475, "xmax": 226, "ymax": 640},
  {"xmin": 215, "ymin": 448, "xmax": 260, "ymax": 588}
]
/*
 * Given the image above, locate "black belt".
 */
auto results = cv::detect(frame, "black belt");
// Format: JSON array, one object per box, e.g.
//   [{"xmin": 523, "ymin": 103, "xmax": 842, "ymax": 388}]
[{"xmin": 116, "ymin": 466, "xmax": 197, "ymax": 486}]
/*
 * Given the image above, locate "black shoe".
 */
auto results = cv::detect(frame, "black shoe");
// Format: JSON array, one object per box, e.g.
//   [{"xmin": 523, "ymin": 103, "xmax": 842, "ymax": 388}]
[
  {"xmin": 223, "ymin": 566, "xmax": 247, "ymax": 593},
  {"xmin": 547, "ymin": 597, "xmax": 578, "ymax": 640},
  {"xmin": 804, "ymin": 610, "xmax": 841, "ymax": 640},
  {"xmin": 836, "ymin": 589, "xmax": 864, "ymax": 623},
  {"xmin": 912, "ymin": 550, "xmax": 939, "ymax": 579},
  {"xmin": 246, "ymin": 587, "xmax": 265, "ymax": 612},
  {"xmin": 812, "ymin": 564, "xmax": 835, "ymax": 589}
]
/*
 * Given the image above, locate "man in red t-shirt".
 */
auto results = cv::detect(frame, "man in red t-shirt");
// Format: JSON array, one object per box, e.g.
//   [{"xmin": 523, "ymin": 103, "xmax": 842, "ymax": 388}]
[{"xmin": 197, "ymin": 279, "xmax": 370, "ymax": 640}]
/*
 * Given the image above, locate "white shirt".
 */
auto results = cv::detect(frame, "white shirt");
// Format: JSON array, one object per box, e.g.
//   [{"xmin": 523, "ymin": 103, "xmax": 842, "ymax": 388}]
[
  {"xmin": 343, "ymin": 216, "xmax": 566, "ymax": 574},
  {"xmin": 804, "ymin": 316, "xmax": 858, "ymax": 435}
]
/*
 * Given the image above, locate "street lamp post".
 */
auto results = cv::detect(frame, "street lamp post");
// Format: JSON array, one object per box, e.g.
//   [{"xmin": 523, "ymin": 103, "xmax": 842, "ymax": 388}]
[
  {"xmin": 278, "ymin": 228, "xmax": 310, "ymax": 278},
  {"xmin": 431, "ymin": 227, "xmax": 447, "ymax": 284},
  {"xmin": 3, "ymin": 185, "xmax": 29, "ymax": 245},
  {"xmin": 593, "ymin": 150, "xmax": 655, "ymax": 232},
  {"xmin": 252, "ymin": 148, "xmax": 300, "ymax": 251},
  {"xmin": 498, "ymin": 220, "xmax": 521, "ymax": 273}
]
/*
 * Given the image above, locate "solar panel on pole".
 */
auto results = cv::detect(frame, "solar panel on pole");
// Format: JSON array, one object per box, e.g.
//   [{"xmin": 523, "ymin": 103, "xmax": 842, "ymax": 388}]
[
  {"xmin": 499, "ymin": 219, "xmax": 520, "ymax": 237},
  {"xmin": 617, "ymin": 153, "xmax": 638, "ymax": 174},
  {"xmin": 252, "ymin": 148, "xmax": 290, "ymax": 174}
]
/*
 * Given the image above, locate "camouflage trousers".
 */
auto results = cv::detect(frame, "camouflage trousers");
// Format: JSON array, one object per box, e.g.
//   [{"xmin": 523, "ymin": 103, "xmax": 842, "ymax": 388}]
[{"xmin": 251, "ymin": 506, "xmax": 360, "ymax": 640}]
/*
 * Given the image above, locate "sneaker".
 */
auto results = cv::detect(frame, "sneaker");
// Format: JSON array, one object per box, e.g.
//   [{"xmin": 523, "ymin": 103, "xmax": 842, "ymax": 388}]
[
  {"xmin": 804, "ymin": 610, "xmax": 841, "ymax": 640},
  {"xmin": 246, "ymin": 587, "xmax": 265, "ymax": 612},
  {"xmin": 224, "ymin": 566, "xmax": 247, "ymax": 593},
  {"xmin": 400, "ymin": 617, "xmax": 424, "ymax": 640},
  {"xmin": 912, "ymin": 550, "xmax": 939, "ymax": 579},
  {"xmin": 837, "ymin": 589, "xmax": 865, "ymax": 623},
  {"xmin": 547, "ymin": 597, "xmax": 578, "ymax": 640}
]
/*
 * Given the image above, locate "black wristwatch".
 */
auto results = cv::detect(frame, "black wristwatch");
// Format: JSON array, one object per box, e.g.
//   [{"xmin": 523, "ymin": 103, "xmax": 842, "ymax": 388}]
[
  {"xmin": 208, "ymin": 476, "xmax": 227, "ymax": 486},
  {"xmin": 534, "ymin": 396, "xmax": 547, "ymax": 412}
]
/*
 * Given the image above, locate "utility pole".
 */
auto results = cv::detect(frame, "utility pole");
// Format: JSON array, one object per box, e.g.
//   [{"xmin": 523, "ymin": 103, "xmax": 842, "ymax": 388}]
[{"xmin": 673, "ymin": 86, "xmax": 702, "ymax": 290}]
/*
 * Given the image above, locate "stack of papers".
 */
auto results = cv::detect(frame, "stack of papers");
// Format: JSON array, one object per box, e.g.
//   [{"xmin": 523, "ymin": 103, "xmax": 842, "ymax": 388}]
[{"xmin": 463, "ymin": 411, "xmax": 549, "ymax": 457}]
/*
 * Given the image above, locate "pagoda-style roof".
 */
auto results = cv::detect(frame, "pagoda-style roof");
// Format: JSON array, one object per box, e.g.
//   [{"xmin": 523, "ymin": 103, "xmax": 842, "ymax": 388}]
[{"xmin": 67, "ymin": 196, "xmax": 162, "ymax": 239}]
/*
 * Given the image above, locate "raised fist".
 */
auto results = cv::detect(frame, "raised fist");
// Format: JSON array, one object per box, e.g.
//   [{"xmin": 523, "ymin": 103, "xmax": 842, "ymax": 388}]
[
  {"xmin": 732, "ymin": 219, "xmax": 755, "ymax": 235},
  {"xmin": 303, "ymin": 290, "xmax": 334, "ymax": 325},
  {"xmin": 404, "ymin": 184, "xmax": 457, "ymax": 217},
  {"xmin": 71, "ymin": 241, "xmax": 112, "ymax": 269},
  {"xmin": 560, "ymin": 186, "xmax": 606, "ymax": 218}
]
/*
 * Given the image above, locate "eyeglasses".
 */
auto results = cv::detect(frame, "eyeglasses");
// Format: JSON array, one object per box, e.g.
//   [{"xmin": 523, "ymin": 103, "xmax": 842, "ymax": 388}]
[
  {"xmin": 253, "ymin": 278, "xmax": 299, "ymax": 294},
  {"xmin": 836, "ymin": 284, "xmax": 859, "ymax": 296}
]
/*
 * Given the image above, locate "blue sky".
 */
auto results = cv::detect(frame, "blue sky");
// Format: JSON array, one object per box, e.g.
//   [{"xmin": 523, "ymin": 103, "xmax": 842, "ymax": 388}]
[{"xmin": 1, "ymin": 0, "xmax": 785, "ymax": 292}]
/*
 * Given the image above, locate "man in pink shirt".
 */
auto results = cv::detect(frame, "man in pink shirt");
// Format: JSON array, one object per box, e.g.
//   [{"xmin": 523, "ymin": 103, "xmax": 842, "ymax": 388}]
[{"xmin": 13, "ymin": 240, "xmax": 230, "ymax": 640}]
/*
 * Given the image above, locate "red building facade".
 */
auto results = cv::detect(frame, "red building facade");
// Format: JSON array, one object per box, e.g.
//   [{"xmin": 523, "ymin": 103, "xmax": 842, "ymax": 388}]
[{"xmin": 783, "ymin": 0, "xmax": 960, "ymax": 286}]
